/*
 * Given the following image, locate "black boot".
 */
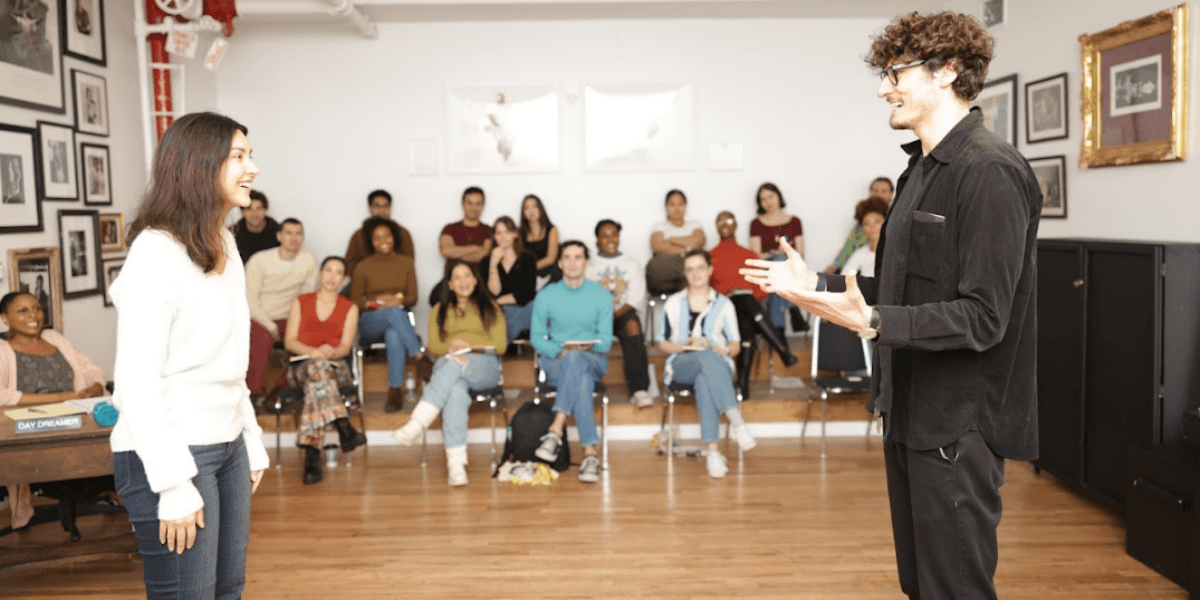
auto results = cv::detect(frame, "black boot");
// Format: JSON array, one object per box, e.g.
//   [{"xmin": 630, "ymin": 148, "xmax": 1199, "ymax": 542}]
[
  {"xmin": 302, "ymin": 445, "xmax": 323, "ymax": 485},
  {"xmin": 334, "ymin": 418, "xmax": 367, "ymax": 453},
  {"xmin": 736, "ymin": 342, "xmax": 755, "ymax": 400},
  {"xmin": 756, "ymin": 317, "xmax": 799, "ymax": 367}
]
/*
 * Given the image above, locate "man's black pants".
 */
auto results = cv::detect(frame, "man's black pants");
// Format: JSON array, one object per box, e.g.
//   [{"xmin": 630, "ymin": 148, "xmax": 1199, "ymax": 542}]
[
  {"xmin": 614, "ymin": 311, "xmax": 649, "ymax": 394},
  {"xmin": 884, "ymin": 428, "xmax": 1005, "ymax": 600}
]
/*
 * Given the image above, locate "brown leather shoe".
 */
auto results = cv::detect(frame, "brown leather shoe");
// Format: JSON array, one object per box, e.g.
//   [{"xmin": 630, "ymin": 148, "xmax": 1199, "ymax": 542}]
[
  {"xmin": 415, "ymin": 354, "xmax": 434, "ymax": 383},
  {"xmin": 385, "ymin": 387, "xmax": 406, "ymax": 413}
]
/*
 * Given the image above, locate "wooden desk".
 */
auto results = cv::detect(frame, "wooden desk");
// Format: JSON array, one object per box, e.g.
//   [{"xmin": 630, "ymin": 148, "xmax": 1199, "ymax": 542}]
[{"xmin": 0, "ymin": 417, "xmax": 137, "ymax": 569}]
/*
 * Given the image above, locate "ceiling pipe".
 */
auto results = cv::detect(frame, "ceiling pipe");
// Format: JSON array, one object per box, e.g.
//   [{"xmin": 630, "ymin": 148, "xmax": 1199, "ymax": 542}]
[{"xmin": 237, "ymin": 0, "xmax": 378, "ymax": 39}]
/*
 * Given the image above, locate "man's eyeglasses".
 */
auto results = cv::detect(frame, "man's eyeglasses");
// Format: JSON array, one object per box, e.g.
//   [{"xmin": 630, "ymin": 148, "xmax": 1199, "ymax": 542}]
[{"xmin": 879, "ymin": 59, "xmax": 927, "ymax": 85}]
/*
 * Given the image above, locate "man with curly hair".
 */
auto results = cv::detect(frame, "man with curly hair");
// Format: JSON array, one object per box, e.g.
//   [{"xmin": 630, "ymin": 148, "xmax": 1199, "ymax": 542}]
[{"xmin": 741, "ymin": 11, "xmax": 1041, "ymax": 600}]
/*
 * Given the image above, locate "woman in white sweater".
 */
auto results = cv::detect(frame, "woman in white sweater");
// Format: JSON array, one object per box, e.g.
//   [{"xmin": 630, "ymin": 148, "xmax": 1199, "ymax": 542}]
[{"xmin": 110, "ymin": 112, "xmax": 269, "ymax": 599}]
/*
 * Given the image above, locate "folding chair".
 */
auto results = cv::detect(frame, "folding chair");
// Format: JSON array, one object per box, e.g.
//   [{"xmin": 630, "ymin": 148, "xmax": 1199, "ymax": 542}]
[
  {"xmin": 271, "ymin": 345, "xmax": 366, "ymax": 467},
  {"xmin": 661, "ymin": 378, "xmax": 744, "ymax": 468},
  {"xmin": 533, "ymin": 353, "xmax": 610, "ymax": 471},
  {"xmin": 806, "ymin": 317, "xmax": 873, "ymax": 457},
  {"xmin": 645, "ymin": 292, "xmax": 671, "ymax": 344}
]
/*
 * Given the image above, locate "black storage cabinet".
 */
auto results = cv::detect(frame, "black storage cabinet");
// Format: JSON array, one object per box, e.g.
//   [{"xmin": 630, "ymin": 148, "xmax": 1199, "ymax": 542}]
[{"xmin": 1035, "ymin": 239, "xmax": 1200, "ymax": 509}]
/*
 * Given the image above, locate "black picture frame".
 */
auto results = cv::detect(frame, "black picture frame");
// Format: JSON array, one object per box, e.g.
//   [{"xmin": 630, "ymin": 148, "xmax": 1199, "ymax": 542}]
[
  {"xmin": 1025, "ymin": 73, "xmax": 1069, "ymax": 144},
  {"xmin": 1028, "ymin": 155, "xmax": 1067, "ymax": 219},
  {"xmin": 0, "ymin": 0, "xmax": 66, "ymax": 113},
  {"xmin": 80, "ymin": 141, "xmax": 111, "ymax": 205},
  {"xmin": 101, "ymin": 256, "xmax": 123, "ymax": 307},
  {"xmin": 973, "ymin": 74, "xmax": 1019, "ymax": 148},
  {"xmin": 36, "ymin": 120, "xmax": 78, "ymax": 200},
  {"xmin": 71, "ymin": 69, "xmax": 109, "ymax": 137},
  {"xmin": 57, "ymin": 208, "xmax": 103, "ymax": 298},
  {"xmin": 0, "ymin": 123, "xmax": 45, "ymax": 234},
  {"xmin": 62, "ymin": 0, "xmax": 107, "ymax": 66}
]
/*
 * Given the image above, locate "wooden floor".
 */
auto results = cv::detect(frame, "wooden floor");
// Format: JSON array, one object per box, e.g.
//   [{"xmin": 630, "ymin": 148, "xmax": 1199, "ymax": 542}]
[{"xmin": 1, "ymin": 439, "xmax": 1183, "ymax": 599}]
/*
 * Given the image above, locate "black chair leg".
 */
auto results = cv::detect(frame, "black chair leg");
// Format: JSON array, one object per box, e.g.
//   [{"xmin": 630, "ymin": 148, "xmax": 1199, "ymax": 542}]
[{"xmin": 58, "ymin": 498, "xmax": 81, "ymax": 542}]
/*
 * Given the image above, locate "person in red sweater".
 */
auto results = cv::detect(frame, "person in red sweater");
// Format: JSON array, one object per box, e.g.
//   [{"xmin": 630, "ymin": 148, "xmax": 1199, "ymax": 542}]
[{"xmin": 709, "ymin": 211, "xmax": 797, "ymax": 398}]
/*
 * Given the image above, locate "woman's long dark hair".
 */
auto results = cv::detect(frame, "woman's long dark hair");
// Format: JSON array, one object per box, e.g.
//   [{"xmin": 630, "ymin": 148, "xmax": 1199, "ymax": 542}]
[
  {"xmin": 494, "ymin": 215, "xmax": 524, "ymax": 256},
  {"xmin": 755, "ymin": 182, "xmax": 787, "ymax": 215},
  {"xmin": 127, "ymin": 112, "xmax": 248, "ymax": 273},
  {"xmin": 436, "ymin": 259, "xmax": 498, "ymax": 341},
  {"xmin": 518, "ymin": 194, "xmax": 553, "ymax": 240}
]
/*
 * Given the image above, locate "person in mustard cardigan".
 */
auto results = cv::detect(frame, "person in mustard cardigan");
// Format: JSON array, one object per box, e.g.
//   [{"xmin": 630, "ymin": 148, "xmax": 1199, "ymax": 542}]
[
  {"xmin": 391, "ymin": 259, "xmax": 506, "ymax": 487},
  {"xmin": 0, "ymin": 291, "xmax": 106, "ymax": 528}
]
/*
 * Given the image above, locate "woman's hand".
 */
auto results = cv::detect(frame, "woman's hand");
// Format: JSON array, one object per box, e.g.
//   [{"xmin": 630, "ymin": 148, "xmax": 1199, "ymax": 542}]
[
  {"xmin": 160, "ymin": 508, "xmax": 205, "ymax": 555},
  {"xmin": 79, "ymin": 382, "xmax": 106, "ymax": 399},
  {"xmin": 490, "ymin": 246, "xmax": 503, "ymax": 265},
  {"xmin": 250, "ymin": 470, "xmax": 264, "ymax": 494}
]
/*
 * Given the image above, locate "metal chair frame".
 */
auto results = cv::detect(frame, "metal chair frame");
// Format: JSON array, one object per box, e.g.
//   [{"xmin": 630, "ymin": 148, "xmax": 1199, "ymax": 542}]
[{"xmin": 806, "ymin": 317, "xmax": 874, "ymax": 457}]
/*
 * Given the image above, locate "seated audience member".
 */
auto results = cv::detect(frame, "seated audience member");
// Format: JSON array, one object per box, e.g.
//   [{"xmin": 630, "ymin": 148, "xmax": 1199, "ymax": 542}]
[
  {"xmin": 657, "ymin": 250, "xmax": 756, "ymax": 478},
  {"xmin": 480, "ymin": 216, "xmax": 536, "ymax": 346},
  {"xmin": 710, "ymin": 211, "xmax": 798, "ymax": 399},
  {"xmin": 841, "ymin": 197, "xmax": 888, "ymax": 277},
  {"xmin": 245, "ymin": 217, "xmax": 318, "ymax": 397},
  {"xmin": 232, "ymin": 189, "xmax": 280, "ymax": 264},
  {"xmin": 282, "ymin": 256, "xmax": 365, "ymax": 485},
  {"xmin": 345, "ymin": 189, "xmax": 415, "ymax": 279},
  {"xmin": 586, "ymin": 219, "xmax": 653, "ymax": 408},
  {"xmin": 749, "ymin": 182, "xmax": 806, "ymax": 332},
  {"xmin": 391, "ymin": 260, "xmax": 507, "ymax": 487},
  {"xmin": 646, "ymin": 189, "xmax": 705, "ymax": 295},
  {"xmin": 519, "ymin": 194, "xmax": 561, "ymax": 286},
  {"xmin": 351, "ymin": 217, "xmax": 426, "ymax": 412},
  {"xmin": 530, "ymin": 241, "xmax": 613, "ymax": 484},
  {"xmin": 432, "ymin": 187, "xmax": 493, "ymax": 305},
  {"xmin": 825, "ymin": 177, "xmax": 893, "ymax": 274},
  {"xmin": 0, "ymin": 292, "xmax": 107, "ymax": 529}
]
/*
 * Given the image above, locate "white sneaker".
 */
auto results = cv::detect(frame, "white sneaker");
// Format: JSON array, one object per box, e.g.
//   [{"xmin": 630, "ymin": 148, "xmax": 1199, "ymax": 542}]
[
  {"xmin": 733, "ymin": 424, "xmax": 757, "ymax": 452},
  {"xmin": 391, "ymin": 420, "xmax": 422, "ymax": 446},
  {"xmin": 578, "ymin": 455, "xmax": 601, "ymax": 483},
  {"xmin": 706, "ymin": 451, "xmax": 729, "ymax": 478},
  {"xmin": 534, "ymin": 431, "xmax": 562, "ymax": 462},
  {"xmin": 447, "ymin": 463, "xmax": 469, "ymax": 487},
  {"xmin": 632, "ymin": 390, "xmax": 654, "ymax": 408}
]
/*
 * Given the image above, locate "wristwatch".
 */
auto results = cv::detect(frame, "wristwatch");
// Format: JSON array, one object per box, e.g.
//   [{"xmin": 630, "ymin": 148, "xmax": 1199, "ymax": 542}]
[{"xmin": 857, "ymin": 307, "xmax": 881, "ymax": 340}]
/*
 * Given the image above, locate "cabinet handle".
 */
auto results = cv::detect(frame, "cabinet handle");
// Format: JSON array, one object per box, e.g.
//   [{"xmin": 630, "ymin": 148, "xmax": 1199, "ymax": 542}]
[{"xmin": 1072, "ymin": 278, "xmax": 1084, "ymax": 289}]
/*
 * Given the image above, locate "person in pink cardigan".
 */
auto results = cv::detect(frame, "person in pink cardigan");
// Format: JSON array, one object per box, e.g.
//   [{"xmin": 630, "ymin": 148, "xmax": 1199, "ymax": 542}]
[{"xmin": 0, "ymin": 291, "xmax": 107, "ymax": 529}]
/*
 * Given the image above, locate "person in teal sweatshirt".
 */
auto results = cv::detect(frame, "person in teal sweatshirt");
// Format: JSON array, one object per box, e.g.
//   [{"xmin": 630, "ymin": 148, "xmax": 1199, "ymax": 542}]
[{"xmin": 530, "ymin": 240, "xmax": 613, "ymax": 483}]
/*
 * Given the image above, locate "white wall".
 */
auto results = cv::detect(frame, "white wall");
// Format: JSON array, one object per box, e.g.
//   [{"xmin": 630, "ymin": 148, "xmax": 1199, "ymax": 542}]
[
  {"xmin": 216, "ymin": 17, "xmax": 913, "ymax": 335},
  {"xmin": 942, "ymin": 0, "xmax": 1200, "ymax": 242},
  {"xmin": 0, "ymin": 1, "xmax": 146, "ymax": 374}
]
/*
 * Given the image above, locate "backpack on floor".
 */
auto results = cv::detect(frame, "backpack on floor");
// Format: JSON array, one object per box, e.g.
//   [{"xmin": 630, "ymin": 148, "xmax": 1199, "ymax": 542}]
[{"xmin": 495, "ymin": 400, "xmax": 570, "ymax": 474}]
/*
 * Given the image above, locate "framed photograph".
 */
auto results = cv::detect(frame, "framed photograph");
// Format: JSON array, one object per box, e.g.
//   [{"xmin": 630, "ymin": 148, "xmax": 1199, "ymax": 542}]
[
  {"xmin": 57, "ymin": 209, "xmax": 102, "ymax": 298},
  {"xmin": 71, "ymin": 69, "xmax": 109, "ymax": 136},
  {"xmin": 8, "ymin": 247, "xmax": 64, "ymax": 332},
  {"xmin": 1025, "ymin": 73, "xmax": 1069, "ymax": 143},
  {"xmin": 0, "ymin": 123, "xmax": 44, "ymax": 234},
  {"xmin": 36, "ymin": 120, "xmax": 77, "ymax": 200},
  {"xmin": 80, "ymin": 142, "xmax": 110, "ymax": 205},
  {"xmin": 584, "ymin": 83, "xmax": 696, "ymax": 171},
  {"xmin": 101, "ymin": 256, "xmax": 123, "ymax": 307},
  {"xmin": 98, "ymin": 211, "xmax": 124, "ymax": 254},
  {"xmin": 1029, "ymin": 155, "xmax": 1067, "ymax": 219},
  {"xmin": 445, "ymin": 86, "xmax": 561, "ymax": 173},
  {"xmin": 1079, "ymin": 5, "xmax": 1188, "ymax": 167},
  {"xmin": 62, "ymin": 0, "xmax": 106, "ymax": 66},
  {"xmin": 973, "ymin": 74, "xmax": 1018, "ymax": 148},
  {"xmin": 0, "ymin": 0, "xmax": 65, "ymax": 113}
]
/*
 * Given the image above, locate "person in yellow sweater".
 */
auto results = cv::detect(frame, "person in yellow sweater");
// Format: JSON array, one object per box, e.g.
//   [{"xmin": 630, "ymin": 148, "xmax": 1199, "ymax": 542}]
[
  {"xmin": 391, "ymin": 259, "xmax": 506, "ymax": 486},
  {"xmin": 351, "ymin": 217, "xmax": 426, "ymax": 412}
]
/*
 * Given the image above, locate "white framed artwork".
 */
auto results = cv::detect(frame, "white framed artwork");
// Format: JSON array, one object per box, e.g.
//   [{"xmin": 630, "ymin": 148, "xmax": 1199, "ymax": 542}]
[
  {"xmin": 445, "ymin": 86, "xmax": 560, "ymax": 173},
  {"xmin": 584, "ymin": 83, "xmax": 695, "ymax": 172}
]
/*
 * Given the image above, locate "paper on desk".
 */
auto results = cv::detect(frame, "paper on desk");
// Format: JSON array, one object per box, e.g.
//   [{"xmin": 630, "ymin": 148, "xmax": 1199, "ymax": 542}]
[
  {"xmin": 65, "ymin": 396, "xmax": 112, "ymax": 413},
  {"xmin": 4, "ymin": 402, "xmax": 88, "ymax": 421}
]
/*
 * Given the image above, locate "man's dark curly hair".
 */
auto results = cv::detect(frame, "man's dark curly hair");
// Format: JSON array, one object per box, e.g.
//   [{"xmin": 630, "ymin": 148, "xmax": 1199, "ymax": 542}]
[{"xmin": 866, "ymin": 12, "xmax": 994, "ymax": 101}]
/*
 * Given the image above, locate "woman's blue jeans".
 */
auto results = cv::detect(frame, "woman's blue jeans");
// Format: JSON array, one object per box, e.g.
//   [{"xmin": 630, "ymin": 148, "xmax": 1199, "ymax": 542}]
[
  {"xmin": 359, "ymin": 306, "xmax": 423, "ymax": 387},
  {"xmin": 502, "ymin": 303, "xmax": 533, "ymax": 343},
  {"xmin": 421, "ymin": 354, "xmax": 503, "ymax": 447},
  {"xmin": 668, "ymin": 350, "xmax": 738, "ymax": 442},
  {"xmin": 114, "ymin": 436, "xmax": 251, "ymax": 600}
]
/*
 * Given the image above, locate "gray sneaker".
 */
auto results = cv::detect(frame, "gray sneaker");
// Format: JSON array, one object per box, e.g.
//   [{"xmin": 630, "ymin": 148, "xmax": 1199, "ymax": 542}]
[
  {"xmin": 631, "ymin": 390, "xmax": 654, "ymax": 408},
  {"xmin": 578, "ymin": 455, "xmax": 601, "ymax": 483},
  {"xmin": 534, "ymin": 431, "xmax": 562, "ymax": 462}
]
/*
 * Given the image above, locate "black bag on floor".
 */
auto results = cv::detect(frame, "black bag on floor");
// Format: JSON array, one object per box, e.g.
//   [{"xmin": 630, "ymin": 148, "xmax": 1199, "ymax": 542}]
[{"xmin": 495, "ymin": 400, "xmax": 570, "ymax": 474}]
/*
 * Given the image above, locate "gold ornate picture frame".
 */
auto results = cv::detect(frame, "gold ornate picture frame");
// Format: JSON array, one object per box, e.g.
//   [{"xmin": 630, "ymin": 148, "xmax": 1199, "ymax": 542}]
[
  {"xmin": 7, "ymin": 247, "xmax": 64, "ymax": 333},
  {"xmin": 1079, "ymin": 4, "xmax": 1188, "ymax": 168}
]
